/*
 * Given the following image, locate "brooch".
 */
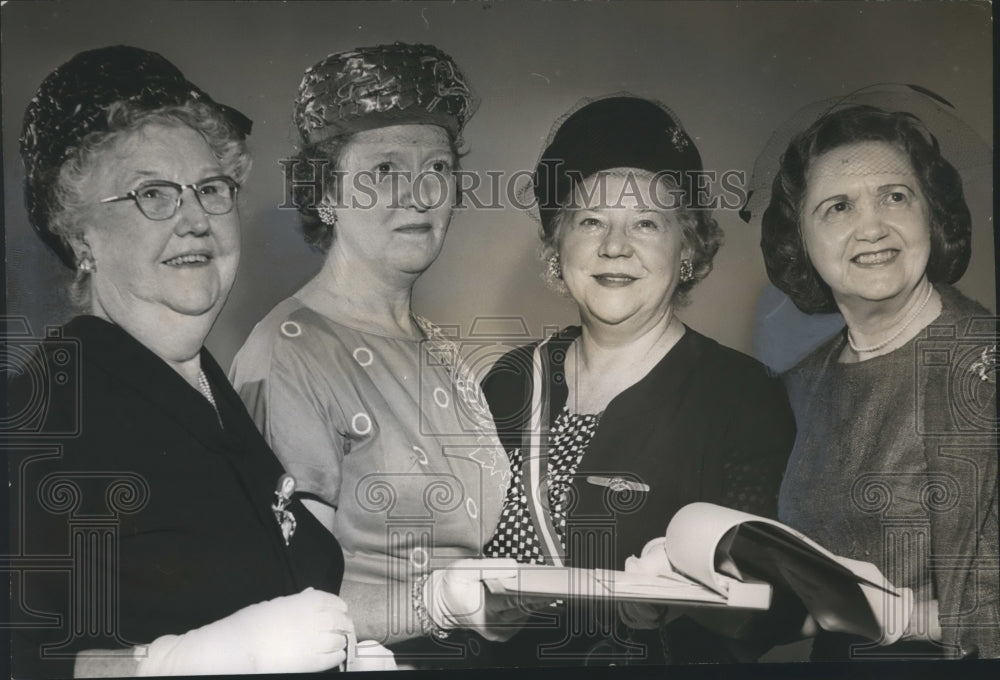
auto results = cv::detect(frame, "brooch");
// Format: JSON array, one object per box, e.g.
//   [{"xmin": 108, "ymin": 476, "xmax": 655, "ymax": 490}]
[
  {"xmin": 272, "ymin": 473, "xmax": 298, "ymax": 546},
  {"xmin": 585, "ymin": 475, "xmax": 651, "ymax": 493},
  {"xmin": 970, "ymin": 345, "xmax": 997, "ymax": 384}
]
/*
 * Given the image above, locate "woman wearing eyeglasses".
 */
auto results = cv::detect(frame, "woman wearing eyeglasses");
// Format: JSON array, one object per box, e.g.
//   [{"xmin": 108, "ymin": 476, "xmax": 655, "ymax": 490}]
[{"xmin": 10, "ymin": 46, "xmax": 369, "ymax": 677}]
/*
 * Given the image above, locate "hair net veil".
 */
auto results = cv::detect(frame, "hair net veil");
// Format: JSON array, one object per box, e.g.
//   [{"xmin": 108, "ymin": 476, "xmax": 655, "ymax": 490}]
[{"xmin": 740, "ymin": 83, "xmax": 991, "ymax": 228}]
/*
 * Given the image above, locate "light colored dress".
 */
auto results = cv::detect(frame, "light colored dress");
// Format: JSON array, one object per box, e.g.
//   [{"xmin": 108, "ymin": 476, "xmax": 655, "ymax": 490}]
[{"xmin": 230, "ymin": 297, "xmax": 511, "ymax": 584}]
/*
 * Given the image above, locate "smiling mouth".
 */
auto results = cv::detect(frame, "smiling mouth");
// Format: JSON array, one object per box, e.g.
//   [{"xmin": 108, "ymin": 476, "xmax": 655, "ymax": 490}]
[
  {"xmin": 394, "ymin": 223, "xmax": 433, "ymax": 234},
  {"xmin": 593, "ymin": 273, "xmax": 638, "ymax": 286},
  {"xmin": 851, "ymin": 249, "xmax": 899, "ymax": 266},
  {"xmin": 163, "ymin": 253, "xmax": 212, "ymax": 266}
]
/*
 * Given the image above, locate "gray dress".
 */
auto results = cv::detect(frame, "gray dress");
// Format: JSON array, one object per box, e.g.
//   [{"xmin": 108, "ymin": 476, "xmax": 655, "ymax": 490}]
[{"xmin": 780, "ymin": 284, "xmax": 999, "ymax": 659}]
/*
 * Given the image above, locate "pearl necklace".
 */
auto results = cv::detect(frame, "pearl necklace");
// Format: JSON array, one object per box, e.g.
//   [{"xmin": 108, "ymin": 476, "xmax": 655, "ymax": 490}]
[
  {"xmin": 198, "ymin": 369, "xmax": 222, "ymax": 425},
  {"xmin": 847, "ymin": 285, "xmax": 934, "ymax": 354},
  {"xmin": 197, "ymin": 370, "xmax": 217, "ymax": 408}
]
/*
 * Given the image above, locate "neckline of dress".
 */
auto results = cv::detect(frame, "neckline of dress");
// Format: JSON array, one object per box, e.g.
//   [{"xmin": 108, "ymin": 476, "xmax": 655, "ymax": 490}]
[
  {"xmin": 831, "ymin": 307, "xmax": 945, "ymax": 368},
  {"xmin": 551, "ymin": 323, "xmax": 694, "ymax": 417},
  {"xmin": 296, "ymin": 296, "xmax": 429, "ymax": 342},
  {"xmin": 556, "ymin": 404, "xmax": 603, "ymax": 420}
]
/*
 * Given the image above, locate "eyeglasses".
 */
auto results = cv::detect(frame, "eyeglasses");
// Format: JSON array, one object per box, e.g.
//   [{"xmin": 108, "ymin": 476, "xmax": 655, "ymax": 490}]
[{"xmin": 99, "ymin": 176, "xmax": 240, "ymax": 221}]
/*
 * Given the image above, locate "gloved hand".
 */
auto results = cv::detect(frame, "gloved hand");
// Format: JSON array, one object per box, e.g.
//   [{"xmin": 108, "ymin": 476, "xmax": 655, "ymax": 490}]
[
  {"xmin": 135, "ymin": 588, "xmax": 352, "ymax": 676},
  {"xmin": 618, "ymin": 537, "xmax": 683, "ymax": 629},
  {"xmin": 348, "ymin": 640, "xmax": 398, "ymax": 671},
  {"xmin": 423, "ymin": 558, "xmax": 535, "ymax": 642},
  {"xmin": 901, "ymin": 596, "xmax": 942, "ymax": 643},
  {"xmin": 828, "ymin": 555, "xmax": 915, "ymax": 646},
  {"xmin": 795, "ymin": 555, "xmax": 914, "ymax": 645}
]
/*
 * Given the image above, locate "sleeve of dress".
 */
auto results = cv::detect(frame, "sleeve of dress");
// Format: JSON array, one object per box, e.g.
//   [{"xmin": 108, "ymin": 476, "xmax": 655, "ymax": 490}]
[
  {"xmin": 664, "ymin": 360, "xmax": 803, "ymax": 659},
  {"xmin": 711, "ymin": 364, "xmax": 798, "ymax": 520},
  {"xmin": 237, "ymin": 334, "xmax": 349, "ymax": 508},
  {"xmin": 922, "ymin": 348, "xmax": 999, "ymax": 658}
]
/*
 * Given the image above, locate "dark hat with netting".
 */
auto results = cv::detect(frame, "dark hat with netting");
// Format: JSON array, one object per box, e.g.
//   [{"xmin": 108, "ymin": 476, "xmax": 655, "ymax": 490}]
[
  {"xmin": 532, "ymin": 95, "xmax": 703, "ymax": 235},
  {"xmin": 747, "ymin": 83, "xmax": 990, "ymax": 314},
  {"xmin": 293, "ymin": 42, "xmax": 477, "ymax": 145},
  {"xmin": 20, "ymin": 45, "xmax": 252, "ymax": 267},
  {"xmin": 739, "ymin": 83, "xmax": 990, "ymax": 227}
]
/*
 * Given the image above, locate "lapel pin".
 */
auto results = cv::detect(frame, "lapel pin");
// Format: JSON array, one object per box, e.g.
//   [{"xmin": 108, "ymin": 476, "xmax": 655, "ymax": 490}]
[{"xmin": 272, "ymin": 473, "xmax": 298, "ymax": 546}]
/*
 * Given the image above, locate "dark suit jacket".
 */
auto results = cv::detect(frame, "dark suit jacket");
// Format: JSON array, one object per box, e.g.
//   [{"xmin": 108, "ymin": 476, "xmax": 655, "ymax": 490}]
[
  {"xmin": 484, "ymin": 326, "xmax": 796, "ymax": 567},
  {"xmin": 481, "ymin": 326, "xmax": 797, "ymax": 664},
  {"xmin": 8, "ymin": 316, "xmax": 343, "ymax": 678}
]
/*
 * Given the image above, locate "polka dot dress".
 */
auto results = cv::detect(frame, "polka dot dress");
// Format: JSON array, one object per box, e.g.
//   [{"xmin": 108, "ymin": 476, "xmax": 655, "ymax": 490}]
[{"xmin": 484, "ymin": 406, "xmax": 600, "ymax": 564}]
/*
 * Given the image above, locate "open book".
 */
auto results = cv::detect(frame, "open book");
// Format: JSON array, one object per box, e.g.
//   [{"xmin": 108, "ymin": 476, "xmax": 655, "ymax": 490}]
[
  {"xmin": 484, "ymin": 563, "xmax": 771, "ymax": 610},
  {"xmin": 484, "ymin": 503, "xmax": 912, "ymax": 639}
]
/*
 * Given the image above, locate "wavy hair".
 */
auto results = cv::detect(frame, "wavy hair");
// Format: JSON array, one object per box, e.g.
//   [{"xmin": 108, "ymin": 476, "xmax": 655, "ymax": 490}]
[
  {"xmin": 541, "ymin": 171, "xmax": 724, "ymax": 305},
  {"xmin": 51, "ymin": 99, "xmax": 252, "ymax": 309},
  {"xmin": 761, "ymin": 105, "xmax": 971, "ymax": 313}
]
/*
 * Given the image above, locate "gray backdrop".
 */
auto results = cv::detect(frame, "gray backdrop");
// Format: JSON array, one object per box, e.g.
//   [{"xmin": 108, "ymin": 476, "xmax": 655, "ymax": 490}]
[
  {"xmin": 2, "ymin": 0, "xmax": 995, "ymax": 667},
  {"xmin": 3, "ymin": 0, "xmax": 994, "ymax": 370}
]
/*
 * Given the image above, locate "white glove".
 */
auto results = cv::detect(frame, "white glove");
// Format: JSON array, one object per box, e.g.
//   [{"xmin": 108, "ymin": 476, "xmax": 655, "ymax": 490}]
[
  {"xmin": 795, "ymin": 555, "xmax": 915, "ymax": 646},
  {"xmin": 901, "ymin": 596, "xmax": 942, "ymax": 643},
  {"xmin": 424, "ymin": 558, "xmax": 533, "ymax": 642},
  {"xmin": 827, "ymin": 555, "xmax": 914, "ymax": 646},
  {"xmin": 135, "ymin": 588, "xmax": 352, "ymax": 676},
  {"xmin": 348, "ymin": 640, "xmax": 398, "ymax": 671},
  {"xmin": 619, "ymin": 537, "xmax": 683, "ymax": 629}
]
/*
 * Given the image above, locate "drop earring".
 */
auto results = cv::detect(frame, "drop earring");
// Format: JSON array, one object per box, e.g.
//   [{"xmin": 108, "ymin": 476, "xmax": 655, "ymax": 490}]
[
  {"xmin": 679, "ymin": 258, "xmax": 693, "ymax": 283},
  {"xmin": 317, "ymin": 202, "xmax": 337, "ymax": 226},
  {"xmin": 547, "ymin": 253, "xmax": 562, "ymax": 280}
]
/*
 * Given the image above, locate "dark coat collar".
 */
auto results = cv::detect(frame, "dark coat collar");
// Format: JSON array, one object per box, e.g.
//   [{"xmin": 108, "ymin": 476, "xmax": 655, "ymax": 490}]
[
  {"xmin": 63, "ymin": 315, "xmax": 240, "ymax": 453},
  {"xmin": 540, "ymin": 325, "xmax": 710, "ymax": 471},
  {"xmin": 542, "ymin": 325, "xmax": 706, "ymax": 412}
]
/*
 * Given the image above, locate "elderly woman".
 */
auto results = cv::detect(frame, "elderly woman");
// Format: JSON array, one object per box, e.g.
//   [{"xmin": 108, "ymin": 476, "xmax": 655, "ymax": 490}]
[
  {"xmin": 230, "ymin": 43, "xmax": 522, "ymax": 664},
  {"xmin": 479, "ymin": 96, "xmax": 797, "ymax": 665},
  {"xmin": 9, "ymin": 46, "xmax": 356, "ymax": 678},
  {"xmin": 760, "ymin": 102, "xmax": 998, "ymax": 659}
]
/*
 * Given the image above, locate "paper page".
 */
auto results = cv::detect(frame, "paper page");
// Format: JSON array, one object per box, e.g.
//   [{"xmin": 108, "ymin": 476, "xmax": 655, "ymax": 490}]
[
  {"xmin": 665, "ymin": 503, "xmax": 769, "ymax": 594},
  {"xmin": 483, "ymin": 565, "xmax": 770, "ymax": 608},
  {"xmin": 665, "ymin": 502, "xmax": 896, "ymax": 595},
  {"xmin": 734, "ymin": 523, "xmax": 894, "ymax": 593},
  {"xmin": 666, "ymin": 503, "xmax": 910, "ymax": 641}
]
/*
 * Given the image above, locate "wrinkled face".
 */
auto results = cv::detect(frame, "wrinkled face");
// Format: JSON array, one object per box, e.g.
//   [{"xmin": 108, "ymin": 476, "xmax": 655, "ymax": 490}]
[
  {"xmin": 801, "ymin": 141, "xmax": 931, "ymax": 308},
  {"xmin": 556, "ymin": 170, "xmax": 691, "ymax": 330},
  {"xmin": 330, "ymin": 124, "xmax": 456, "ymax": 278},
  {"xmin": 78, "ymin": 123, "xmax": 241, "ymax": 325}
]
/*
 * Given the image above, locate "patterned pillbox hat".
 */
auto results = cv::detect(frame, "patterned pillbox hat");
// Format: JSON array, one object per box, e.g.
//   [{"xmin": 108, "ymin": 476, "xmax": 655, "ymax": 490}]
[{"xmin": 293, "ymin": 42, "xmax": 477, "ymax": 145}]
